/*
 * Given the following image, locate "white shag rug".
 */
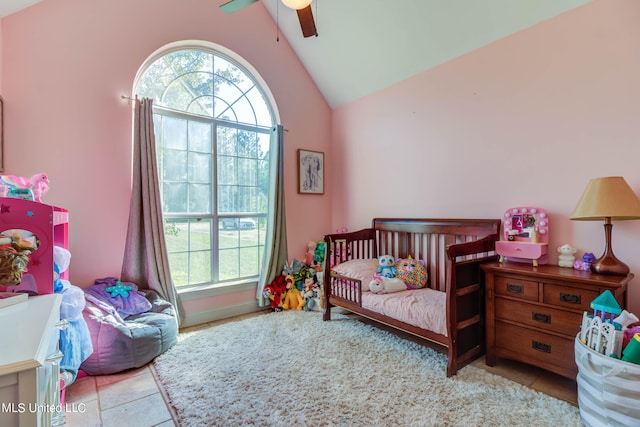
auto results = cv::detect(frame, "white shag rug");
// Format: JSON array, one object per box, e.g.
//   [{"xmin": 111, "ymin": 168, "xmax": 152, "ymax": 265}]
[{"xmin": 154, "ymin": 310, "xmax": 582, "ymax": 427}]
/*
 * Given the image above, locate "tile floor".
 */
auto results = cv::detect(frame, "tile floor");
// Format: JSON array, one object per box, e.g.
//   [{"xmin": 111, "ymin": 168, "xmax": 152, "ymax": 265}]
[{"xmin": 63, "ymin": 312, "xmax": 578, "ymax": 427}]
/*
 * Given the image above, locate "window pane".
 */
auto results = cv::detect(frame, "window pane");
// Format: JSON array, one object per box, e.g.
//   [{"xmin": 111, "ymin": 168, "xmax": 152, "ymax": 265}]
[
  {"xmin": 246, "ymin": 87, "xmax": 272, "ymax": 128},
  {"xmin": 189, "ymin": 121, "xmax": 211, "ymax": 153},
  {"xmin": 217, "ymin": 155, "xmax": 236, "ymax": 185},
  {"xmin": 240, "ymin": 246, "xmax": 259, "ymax": 277},
  {"xmin": 164, "ymin": 219, "xmax": 189, "ymax": 253},
  {"xmin": 217, "ymin": 127, "xmax": 237, "ymax": 156},
  {"xmin": 219, "ymin": 248, "xmax": 239, "ymax": 280},
  {"xmin": 162, "ymin": 149, "xmax": 188, "ymax": 181},
  {"xmin": 238, "ymin": 158, "xmax": 256, "ymax": 186},
  {"xmin": 188, "ymin": 152, "xmax": 211, "ymax": 183},
  {"xmin": 162, "ymin": 117, "xmax": 187, "ymax": 150},
  {"xmin": 189, "ymin": 250, "xmax": 212, "ymax": 284},
  {"xmin": 238, "ymin": 130, "xmax": 258, "ymax": 158},
  {"xmin": 188, "ymin": 183, "xmax": 211, "ymax": 213},
  {"xmin": 189, "ymin": 219, "xmax": 211, "ymax": 251},
  {"xmin": 168, "ymin": 252, "xmax": 188, "ymax": 287},
  {"xmin": 231, "ymin": 96, "xmax": 257, "ymax": 126},
  {"xmin": 218, "ymin": 185, "xmax": 236, "ymax": 213},
  {"xmin": 163, "ymin": 182, "xmax": 188, "ymax": 213},
  {"xmin": 219, "ymin": 223, "xmax": 239, "ymax": 249}
]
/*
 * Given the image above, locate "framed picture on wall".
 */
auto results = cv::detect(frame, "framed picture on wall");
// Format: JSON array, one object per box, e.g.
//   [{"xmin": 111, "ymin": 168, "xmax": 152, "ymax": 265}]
[{"xmin": 298, "ymin": 149, "xmax": 324, "ymax": 194}]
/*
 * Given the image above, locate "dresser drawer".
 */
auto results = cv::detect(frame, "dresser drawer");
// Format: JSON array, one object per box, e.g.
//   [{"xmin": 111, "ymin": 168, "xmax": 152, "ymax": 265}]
[
  {"xmin": 543, "ymin": 283, "xmax": 598, "ymax": 311},
  {"xmin": 495, "ymin": 298, "xmax": 582, "ymax": 337},
  {"xmin": 494, "ymin": 276, "xmax": 538, "ymax": 301},
  {"xmin": 496, "ymin": 241, "xmax": 547, "ymax": 260},
  {"xmin": 495, "ymin": 321, "xmax": 576, "ymax": 374}
]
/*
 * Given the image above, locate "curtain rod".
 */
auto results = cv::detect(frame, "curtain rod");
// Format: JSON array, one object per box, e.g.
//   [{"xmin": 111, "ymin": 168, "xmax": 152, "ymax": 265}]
[{"xmin": 121, "ymin": 95, "xmax": 137, "ymax": 104}]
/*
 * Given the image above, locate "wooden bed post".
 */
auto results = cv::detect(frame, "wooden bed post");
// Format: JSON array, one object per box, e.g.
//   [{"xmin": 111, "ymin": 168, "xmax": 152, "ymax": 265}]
[{"xmin": 322, "ymin": 235, "xmax": 334, "ymax": 322}]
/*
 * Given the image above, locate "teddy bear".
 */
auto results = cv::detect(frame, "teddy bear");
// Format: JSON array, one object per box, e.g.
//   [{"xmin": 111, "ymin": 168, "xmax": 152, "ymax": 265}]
[
  {"xmin": 368, "ymin": 275, "xmax": 407, "ymax": 294},
  {"xmin": 557, "ymin": 244, "xmax": 577, "ymax": 268},
  {"xmin": 375, "ymin": 254, "xmax": 397, "ymax": 278}
]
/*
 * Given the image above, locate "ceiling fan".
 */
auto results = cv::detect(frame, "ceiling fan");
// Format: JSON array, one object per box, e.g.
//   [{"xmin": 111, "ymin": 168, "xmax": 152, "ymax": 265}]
[{"xmin": 220, "ymin": 0, "xmax": 318, "ymax": 38}]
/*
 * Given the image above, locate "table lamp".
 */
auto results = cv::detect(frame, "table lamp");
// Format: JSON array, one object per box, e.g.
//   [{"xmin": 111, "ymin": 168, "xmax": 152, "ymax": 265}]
[{"xmin": 570, "ymin": 176, "xmax": 640, "ymax": 275}]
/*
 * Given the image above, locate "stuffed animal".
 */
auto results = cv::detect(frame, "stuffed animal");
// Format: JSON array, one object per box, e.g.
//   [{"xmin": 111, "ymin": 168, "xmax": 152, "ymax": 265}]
[
  {"xmin": 557, "ymin": 244, "xmax": 577, "ymax": 268},
  {"xmin": 282, "ymin": 287, "xmax": 305, "ymax": 310},
  {"xmin": 376, "ymin": 255, "xmax": 397, "ymax": 278},
  {"xmin": 301, "ymin": 279, "xmax": 316, "ymax": 311},
  {"xmin": 313, "ymin": 241, "xmax": 326, "ymax": 269},
  {"xmin": 396, "ymin": 256, "xmax": 428, "ymax": 289},
  {"xmin": 574, "ymin": 252, "xmax": 596, "ymax": 271},
  {"xmin": 304, "ymin": 241, "xmax": 316, "ymax": 266},
  {"xmin": 0, "ymin": 173, "xmax": 49, "ymax": 202},
  {"xmin": 263, "ymin": 275, "xmax": 288, "ymax": 311},
  {"xmin": 368, "ymin": 275, "xmax": 407, "ymax": 294}
]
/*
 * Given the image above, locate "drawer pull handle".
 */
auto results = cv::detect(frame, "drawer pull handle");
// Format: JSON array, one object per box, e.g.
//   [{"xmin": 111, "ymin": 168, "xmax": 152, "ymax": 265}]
[
  {"xmin": 507, "ymin": 283, "xmax": 524, "ymax": 294},
  {"xmin": 560, "ymin": 292, "xmax": 581, "ymax": 305},
  {"xmin": 532, "ymin": 312, "xmax": 551, "ymax": 323},
  {"xmin": 532, "ymin": 341, "xmax": 551, "ymax": 353}
]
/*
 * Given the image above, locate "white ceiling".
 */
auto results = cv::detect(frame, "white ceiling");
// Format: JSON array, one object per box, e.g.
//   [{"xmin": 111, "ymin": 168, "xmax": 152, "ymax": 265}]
[
  {"xmin": 0, "ymin": 0, "xmax": 41, "ymax": 18},
  {"xmin": 1, "ymin": 0, "xmax": 592, "ymax": 108}
]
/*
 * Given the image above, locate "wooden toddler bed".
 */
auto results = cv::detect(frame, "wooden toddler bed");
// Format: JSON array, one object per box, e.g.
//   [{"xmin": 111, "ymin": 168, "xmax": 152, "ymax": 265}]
[{"xmin": 322, "ymin": 218, "xmax": 501, "ymax": 377}]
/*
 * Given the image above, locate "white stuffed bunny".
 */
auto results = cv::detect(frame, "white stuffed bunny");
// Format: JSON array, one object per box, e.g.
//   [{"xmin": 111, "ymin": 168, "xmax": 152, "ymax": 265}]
[
  {"xmin": 368, "ymin": 275, "xmax": 406, "ymax": 294},
  {"xmin": 557, "ymin": 244, "xmax": 577, "ymax": 268}
]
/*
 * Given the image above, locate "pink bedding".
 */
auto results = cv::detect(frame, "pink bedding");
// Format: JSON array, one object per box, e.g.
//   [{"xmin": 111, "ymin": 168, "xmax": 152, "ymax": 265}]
[{"xmin": 361, "ymin": 288, "xmax": 448, "ymax": 337}]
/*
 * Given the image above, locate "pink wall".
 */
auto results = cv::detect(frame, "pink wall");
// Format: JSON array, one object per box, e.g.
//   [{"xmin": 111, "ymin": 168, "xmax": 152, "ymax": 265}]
[
  {"xmin": 332, "ymin": 0, "xmax": 640, "ymax": 314},
  {"xmin": 0, "ymin": 0, "xmax": 331, "ymax": 312}
]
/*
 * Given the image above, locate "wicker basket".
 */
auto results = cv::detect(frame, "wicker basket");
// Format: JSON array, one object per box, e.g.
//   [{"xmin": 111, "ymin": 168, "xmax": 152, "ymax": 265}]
[{"xmin": 0, "ymin": 247, "xmax": 31, "ymax": 286}]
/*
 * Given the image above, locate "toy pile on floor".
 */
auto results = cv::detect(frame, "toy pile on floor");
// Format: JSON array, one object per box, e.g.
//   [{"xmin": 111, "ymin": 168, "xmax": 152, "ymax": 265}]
[
  {"xmin": 263, "ymin": 241, "xmax": 326, "ymax": 312},
  {"xmin": 578, "ymin": 290, "xmax": 640, "ymax": 364}
]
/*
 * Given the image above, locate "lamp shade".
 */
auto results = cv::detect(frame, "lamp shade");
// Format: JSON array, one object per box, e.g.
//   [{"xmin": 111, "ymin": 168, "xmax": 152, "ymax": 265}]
[
  {"xmin": 571, "ymin": 176, "xmax": 640, "ymax": 221},
  {"xmin": 281, "ymin": 0, "xmax": 312, "ymax": 10}
]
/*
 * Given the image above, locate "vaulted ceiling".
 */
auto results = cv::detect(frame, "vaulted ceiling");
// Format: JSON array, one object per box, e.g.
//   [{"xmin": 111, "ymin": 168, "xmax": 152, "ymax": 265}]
[{"xmin": 1, "ymin": 0, "xmax": 592, "ymax": 108}]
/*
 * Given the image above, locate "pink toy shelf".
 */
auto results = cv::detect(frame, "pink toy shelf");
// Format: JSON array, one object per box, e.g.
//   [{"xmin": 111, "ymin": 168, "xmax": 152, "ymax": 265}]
[
  {"xmin": 495, "ymin": 206, "xmax": 549, "ymax": 267},
  {"xmin": 0, "ymin": 197, "xmax": 69, "ymax": 295}
]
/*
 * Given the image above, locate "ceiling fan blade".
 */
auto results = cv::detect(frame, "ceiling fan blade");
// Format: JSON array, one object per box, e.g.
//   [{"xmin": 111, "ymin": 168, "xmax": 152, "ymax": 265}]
[
  {"xmin": 296, "ymin": 5, "xmax": 318, "ymax": 38},
  {"xmin": 220, "ymin": 0, "xmax": 259, "ymax": 13}
]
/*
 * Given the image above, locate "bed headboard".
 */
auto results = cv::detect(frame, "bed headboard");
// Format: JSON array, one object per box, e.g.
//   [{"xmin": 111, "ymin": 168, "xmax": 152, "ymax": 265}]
[{"xmin": 372, "ymin": 218, "xmax": 501, "ymax": 292}]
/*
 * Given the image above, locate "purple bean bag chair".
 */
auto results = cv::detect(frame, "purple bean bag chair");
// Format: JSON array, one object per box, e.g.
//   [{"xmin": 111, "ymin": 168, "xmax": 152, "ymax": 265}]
[{"xmin": 79, "ymin": 280, "xmax": 178, "ymax": 375}]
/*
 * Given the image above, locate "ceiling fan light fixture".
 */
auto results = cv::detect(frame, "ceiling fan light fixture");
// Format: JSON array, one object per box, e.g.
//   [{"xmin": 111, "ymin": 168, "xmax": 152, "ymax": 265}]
[{"xmin": 281, "ymin": 0, "xmax": 312, "ymax": 10}]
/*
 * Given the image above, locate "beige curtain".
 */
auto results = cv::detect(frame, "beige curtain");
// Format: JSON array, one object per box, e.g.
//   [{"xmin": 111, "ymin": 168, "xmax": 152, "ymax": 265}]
[
  {"xmin": 257, "ymin": 125, "xmax": 289, "ymax": 305},
  {"xmin": 121, "ymin": 97, "xmax": 184, "ymax": 324}
]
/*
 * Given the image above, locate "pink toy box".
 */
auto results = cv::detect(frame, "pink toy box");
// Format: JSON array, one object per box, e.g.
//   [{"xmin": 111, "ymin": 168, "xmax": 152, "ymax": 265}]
[{"xmin": 0, "ymin": 197, "xmax": 69, "ymax": 295}]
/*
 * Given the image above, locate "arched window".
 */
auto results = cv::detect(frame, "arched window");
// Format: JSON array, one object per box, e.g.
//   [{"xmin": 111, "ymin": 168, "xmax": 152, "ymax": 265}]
[{"xmin": 135, "ymin": 44, "xmax": 276, "ymax": 288}]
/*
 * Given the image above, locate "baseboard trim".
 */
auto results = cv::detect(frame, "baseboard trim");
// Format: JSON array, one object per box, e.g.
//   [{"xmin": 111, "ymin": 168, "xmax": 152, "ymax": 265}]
[{"xmin": 181, "ymin": 300, "xmax": 267, "ymax": 328}]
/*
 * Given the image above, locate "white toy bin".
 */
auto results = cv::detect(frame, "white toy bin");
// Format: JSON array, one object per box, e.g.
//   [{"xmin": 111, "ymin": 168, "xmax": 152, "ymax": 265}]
[{"xmin": 574, "ymin": 336, "xmax": 640, "ymax": 427}]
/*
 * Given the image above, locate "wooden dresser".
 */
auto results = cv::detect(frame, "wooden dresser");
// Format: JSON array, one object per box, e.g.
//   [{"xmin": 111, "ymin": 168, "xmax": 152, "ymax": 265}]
[{"xmin": 481, "ymin": 262, "xmax": 631, "ymax": 379}]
